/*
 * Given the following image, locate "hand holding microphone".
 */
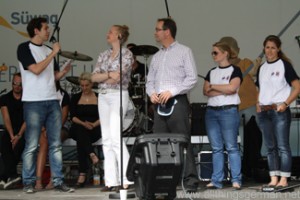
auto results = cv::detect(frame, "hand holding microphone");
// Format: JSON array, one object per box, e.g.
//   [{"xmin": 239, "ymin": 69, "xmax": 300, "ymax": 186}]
[{"xmin": 52, "ymin": 42, "xmax": 61, "ymax": 55}]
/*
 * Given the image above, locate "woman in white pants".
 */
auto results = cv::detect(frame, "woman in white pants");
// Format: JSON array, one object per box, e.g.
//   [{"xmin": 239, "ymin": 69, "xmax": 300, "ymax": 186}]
[{"xmin": 91, "ymin": 24, "xmax": 133, "ymax": 192}]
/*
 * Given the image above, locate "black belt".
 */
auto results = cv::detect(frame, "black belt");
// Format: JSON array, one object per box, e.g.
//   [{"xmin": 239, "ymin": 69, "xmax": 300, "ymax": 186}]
[{"xmin": 207, "ymin": 104, "xmax": 238, "ymax": 110}]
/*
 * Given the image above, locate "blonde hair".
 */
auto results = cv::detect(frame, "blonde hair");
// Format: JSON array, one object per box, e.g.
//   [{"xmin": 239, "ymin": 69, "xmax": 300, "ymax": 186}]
[
  {"xmin": 113, "ymin": 25, "xmax": 130, "ymax": 45},
  {"xmin": 213, "ymin": 41, "xmax": 233, "ymax": 59},
  {"xmin": 78, "ymin": 72, "xmax": 92, "ymax": 83}
]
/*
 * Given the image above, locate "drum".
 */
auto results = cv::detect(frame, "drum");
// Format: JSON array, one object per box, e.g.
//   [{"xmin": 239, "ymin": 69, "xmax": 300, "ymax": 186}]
[
  {"xmin": 128, "ymin": 82, "xmax": 145, "ymax": 108},
  {"xmin": 123, "ymin": 98, "xmax": 138, "ymax": 135}
]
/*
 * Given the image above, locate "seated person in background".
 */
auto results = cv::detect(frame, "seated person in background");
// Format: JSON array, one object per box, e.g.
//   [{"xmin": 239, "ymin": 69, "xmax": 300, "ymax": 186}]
[
  {"xmin": 35, "ymin": 81, "xmax": 70, "ymax": 190},
  {"xmin": 126, "ymin": 43, "xmax": 147, "ymax": 100},
  {"xmin": 69, "ymin": 72, "xmax": 101, "ymax": 188},
  {"xmin": 0, "ymin": 73, "xmax": 26, "ymax": 190},
  {"xmin": 127, "ymin": 43, "xmax": 152, "ymax": 116},
  {"xmin": 126, "ymin": 43, "xmax": 147, "ymax": 84}
]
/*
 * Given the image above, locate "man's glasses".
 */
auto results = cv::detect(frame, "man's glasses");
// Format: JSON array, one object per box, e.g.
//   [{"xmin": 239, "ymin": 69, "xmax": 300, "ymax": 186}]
[
  {"xmin": 12, "ymin": 81, "xmax": 22, "ymax": 86},
  {"xmin": 211, "ymin": 51, "xmax": 219, "ymax": 56}
]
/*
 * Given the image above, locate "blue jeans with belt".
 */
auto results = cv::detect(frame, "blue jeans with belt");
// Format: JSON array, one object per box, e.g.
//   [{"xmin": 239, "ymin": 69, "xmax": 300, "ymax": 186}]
[
  {"xmin": 205, "ymin": 106, "xmax": 241, "ymax": 188},
  {"xmin": 22, "ymin": 100, "xmax": 63, "ymax": 186},
  {"xmin": 257, "ymin": 108, "xmax": 292, "ymax": 177}
]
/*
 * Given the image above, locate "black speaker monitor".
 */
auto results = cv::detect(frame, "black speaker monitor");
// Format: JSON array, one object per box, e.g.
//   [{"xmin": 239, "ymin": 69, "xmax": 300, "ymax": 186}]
[
  {"xmin": 191, "ymin": 103, "xmax": 207, "ymax": 135},
  {"xmin": 127, "ymin": 133, "xmax": 188, "ymax": 200}
]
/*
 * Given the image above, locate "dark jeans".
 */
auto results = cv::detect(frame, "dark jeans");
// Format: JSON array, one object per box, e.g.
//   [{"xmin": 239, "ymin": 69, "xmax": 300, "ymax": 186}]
[
  {"xmin": 153, "ymin": 94, "xmax": 198, "ymax": 187},
  {"xmin": 257, "ymin": 108, "xmax": 292, "ymax": 177},
  {"xmin": 0, "ymin": 131, "xmax": 25, "ymax": 181}
]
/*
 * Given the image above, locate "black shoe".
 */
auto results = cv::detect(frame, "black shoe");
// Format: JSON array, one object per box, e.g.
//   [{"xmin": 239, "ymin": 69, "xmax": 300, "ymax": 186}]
[
  {"xmin": 100, "ymin": 186, "xmax": 115, "ymax": 192},
  {"xmin": 75, "ymin": 182, "xmax": 85, "ymax": 188},
  {"xmin": 186, "ymin": 187, "xmax": 197, "ymax": 193},
  {"xmin": 74, "ymin": 174, "xmax": 86, "ymax": 188},
  {"xmin": 4, "ymin": 176, "xmax": 21, "ymax": 190},
  {"xmin": 54, "ymin": 183, "xmax": 75, "ymax": 193},
  {"xmin": 23, "ymin": 184, "xmax": 35, "ymax": 193},
  {"xmin": 184, "ymin": 185, "xmax": 198, "ymax": 193}
]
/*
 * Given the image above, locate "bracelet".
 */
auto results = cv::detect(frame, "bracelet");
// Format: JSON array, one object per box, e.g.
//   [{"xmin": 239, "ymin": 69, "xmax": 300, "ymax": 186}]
[{"xmin": 283, "ymin": 102, "xmax": 289, "ymax": 107}]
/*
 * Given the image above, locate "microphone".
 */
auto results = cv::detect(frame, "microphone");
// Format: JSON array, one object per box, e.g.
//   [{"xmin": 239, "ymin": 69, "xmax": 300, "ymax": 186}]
[{"xmin": 50, "ymin": 36, "xmax": 57, "ymax": 43}]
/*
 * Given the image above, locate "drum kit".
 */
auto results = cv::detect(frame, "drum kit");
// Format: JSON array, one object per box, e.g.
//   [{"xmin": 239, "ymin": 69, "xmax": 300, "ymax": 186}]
[{"xmin": 61, "ymin": 45, "xmax": 159, "ymax": 136}]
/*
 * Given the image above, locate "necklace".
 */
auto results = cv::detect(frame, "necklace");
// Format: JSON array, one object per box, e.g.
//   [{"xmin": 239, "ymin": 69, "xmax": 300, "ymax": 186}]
[{"xmin": 82, "ymin": 93, "xmax": 93, "ymax": 102}]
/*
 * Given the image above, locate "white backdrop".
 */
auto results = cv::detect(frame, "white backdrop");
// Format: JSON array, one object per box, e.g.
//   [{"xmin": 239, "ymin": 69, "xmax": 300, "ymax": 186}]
[{"xmin": 1, "ymin": 0, "xmax": 300, "ymax": 103}]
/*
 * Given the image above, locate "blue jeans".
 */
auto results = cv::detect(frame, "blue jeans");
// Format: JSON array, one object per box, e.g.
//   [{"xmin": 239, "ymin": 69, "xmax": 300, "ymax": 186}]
[
  {"xmin": 22, "ymin": 100, "xmax": 63, "ymax": 186},
  {"xmin": 257, "ymin": 109, "xmax": 292, "ymax": 177},
  {"xmin": 205, "ymin": 107, "xmax": 241, "ymax": 188}
]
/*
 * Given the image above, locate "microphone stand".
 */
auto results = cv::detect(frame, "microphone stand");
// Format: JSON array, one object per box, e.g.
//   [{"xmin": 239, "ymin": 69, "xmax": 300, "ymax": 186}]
[
  {"xmin": 109, "ymin": 39, "xmax": 135, "ymax": 199},
  {"xmin": 50, "ymin": 0, "xmax": 69, "ymax": 64},
  {"xmin": 142, "ymin": 54, "xmax": 152, "ymax": 133},
  {"xmin": 164, "ymin": 0, "xmax": 171, "ymax": 17},
  {"xmin": 296, "ymin": 36, "xmax": 300, "ymax": 49},
  {"xmin": 197, "ymin": 74, "xmax": 205, "ymax": 80}
]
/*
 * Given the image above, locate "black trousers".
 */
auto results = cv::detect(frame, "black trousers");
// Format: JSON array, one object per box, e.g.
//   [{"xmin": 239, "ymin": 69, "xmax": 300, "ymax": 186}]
[
  {"xmin": 0, "ymin": 131, "xmax": 25, "ymax": 181},
  {"xmin": 153, "ymin": 94, "xmax": 199, "ymax": 187},
  {"xmin": 69, "ymin": 125, "xmax": 101, "ymax": 173}
]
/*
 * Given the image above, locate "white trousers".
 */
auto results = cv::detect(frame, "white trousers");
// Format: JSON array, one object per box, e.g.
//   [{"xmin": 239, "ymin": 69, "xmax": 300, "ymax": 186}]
[{"xmin": 98, "ymin": 90, "xmax": 133, "ymax": 186}]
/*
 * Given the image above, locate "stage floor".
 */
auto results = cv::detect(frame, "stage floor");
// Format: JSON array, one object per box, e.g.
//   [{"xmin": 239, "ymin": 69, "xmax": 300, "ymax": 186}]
[{"xmin": 1, "ymin": 180, "xmax": 300, "ymax": 200}]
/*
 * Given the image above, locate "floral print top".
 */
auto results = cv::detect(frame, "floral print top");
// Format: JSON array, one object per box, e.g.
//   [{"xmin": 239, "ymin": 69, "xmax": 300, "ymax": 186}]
[{"xmin": 93, "ymin": 47, "xmax": 133, "ymax": 90}]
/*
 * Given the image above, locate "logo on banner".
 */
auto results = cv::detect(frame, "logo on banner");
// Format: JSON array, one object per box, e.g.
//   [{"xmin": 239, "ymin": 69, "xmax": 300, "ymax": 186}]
[{"xmin": 0, "ymin": 11, "xmax": 58, "ymax": 38}]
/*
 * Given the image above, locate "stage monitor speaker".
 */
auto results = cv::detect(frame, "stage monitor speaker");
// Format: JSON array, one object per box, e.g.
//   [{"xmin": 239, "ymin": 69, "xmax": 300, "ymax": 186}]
[
  {"xmin": 191, "ymin": 103, "xmax": 207, "ymax": 135},
  {"xmin": 127, "ymin": 133, "xmax": 188, "ymax": 200},
  {"xmin": 198, "ymin": 151, "xmax": 230, "ymax": 181}
]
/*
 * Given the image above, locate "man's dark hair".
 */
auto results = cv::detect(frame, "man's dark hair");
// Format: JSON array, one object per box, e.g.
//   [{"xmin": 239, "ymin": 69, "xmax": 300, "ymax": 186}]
[
  {"xmin": 27, "ymin": 17, "xmax": 48, "ymax": 38},
  {"xmin": 158, "ymin": 18, "xmax": 177, "ymax": 39}
]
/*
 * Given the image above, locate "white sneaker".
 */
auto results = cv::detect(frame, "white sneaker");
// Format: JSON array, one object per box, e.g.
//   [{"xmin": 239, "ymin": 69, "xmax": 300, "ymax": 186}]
[
  {"xmin": 4, "ymin": 177, "xmax": 21, "ymax": 189},
  {"xmin": 0, "ymin": 180, "xmax": 5, "ymax": 190}
]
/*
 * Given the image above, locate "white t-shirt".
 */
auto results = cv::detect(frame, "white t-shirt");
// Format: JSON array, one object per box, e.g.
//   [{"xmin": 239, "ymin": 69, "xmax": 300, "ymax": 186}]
[
  {"xmin": 17, "ymin": 41, "xmax": 58, "ymax": 101},
  {"xmin": 205, "ymin": 64, "xmax": 243, "ymax": 106},
  {"xmin": 256, "ymin": 58, "xmax": 299, "ymax": 105}
]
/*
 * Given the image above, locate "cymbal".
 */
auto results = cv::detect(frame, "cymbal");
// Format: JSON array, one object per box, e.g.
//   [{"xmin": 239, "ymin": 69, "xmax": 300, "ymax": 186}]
[
  {"xmin": 60, "ymin": 51, "xmax": 93, "ymax": 61},
  {"xmin": 129, "ymin": 45, "xmax": 159, "ymax": 56},
  {"xmin": 66, "ymin": 76, "xmax": 98, "ymax": 89},
  {"xmin": 66, "ymin": 76, "xmax": 79, "ymax": 85}
]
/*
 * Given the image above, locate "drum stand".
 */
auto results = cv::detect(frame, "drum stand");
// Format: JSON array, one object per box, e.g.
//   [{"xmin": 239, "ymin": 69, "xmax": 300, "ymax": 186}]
[
  {"xmin": 143, "ymin": 54, "xmax": 150, "ymax": 132},
  {"xmin": 137, "ymin": 54, "xmax": 153, "ymax": 133}
]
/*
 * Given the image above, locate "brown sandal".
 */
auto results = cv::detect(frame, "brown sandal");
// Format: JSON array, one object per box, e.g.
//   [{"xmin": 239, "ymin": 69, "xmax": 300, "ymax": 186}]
[{"xmin": 35, "ymin": 177, "xmax": 44, "ymax": 190}]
